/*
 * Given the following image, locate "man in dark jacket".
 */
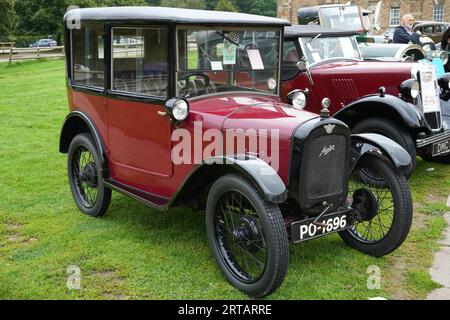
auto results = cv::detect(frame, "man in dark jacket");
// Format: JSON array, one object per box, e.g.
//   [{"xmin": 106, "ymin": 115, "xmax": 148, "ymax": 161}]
[
  {"xmin": 442, "ymin": 27, "xmax": 450, "ymax": 72},
  {"xmin": 393, "ymin": 14, "xmax": 423, "ymax": 46}
]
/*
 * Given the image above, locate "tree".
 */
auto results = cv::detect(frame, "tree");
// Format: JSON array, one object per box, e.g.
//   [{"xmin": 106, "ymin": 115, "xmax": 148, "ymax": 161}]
[
  {"xmin": 248, "ymin": 0, "xmax": 277, "ymax": 17},
  {"xmin": 0, "ymin": 0, "xmax": 17, "ymax": 39},
  {"xmin": 14, "ymin": 0, "xmax": 147, "ymax": 44},
  {"xmin": 160, "ymin": 0, "xmax": 206, "ymax": 9},
  {"xmin": 214, "ymin": 0, "xmax": 237, "ymax": 12}
]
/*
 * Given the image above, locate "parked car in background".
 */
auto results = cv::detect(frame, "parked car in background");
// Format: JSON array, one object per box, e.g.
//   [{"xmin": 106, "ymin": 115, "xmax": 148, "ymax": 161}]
[
  {"xmin": 29, "ymin": 39, "xmax": 57, "ymax": 48},
  {"xmin": 60, "ymin": 7, "xmax": 414, "ymax": 298},
  {"xmin": 282, "ymin": 25, "xmax": 450, "ymax": 170},
  {"xmin": 414, "ymin": 21, "xmax": 450, "ymax": 44},
  {"xmin": 359, "ymin": 42, "xmax": 427, "ymax": 61}
]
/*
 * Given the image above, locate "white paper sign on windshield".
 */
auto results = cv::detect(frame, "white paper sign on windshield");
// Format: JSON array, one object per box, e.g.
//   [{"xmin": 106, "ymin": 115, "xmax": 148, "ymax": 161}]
[
  {"xmin": 247, "ymin": 49, "xmax": 265, "ymax": 70},
  {"xmin": 210, "ymin": 61, "xmax": 223, "ymax": 71},
  {"xmin": 419, "ymin": 62, "xmax": 440, "ymax": 113}
]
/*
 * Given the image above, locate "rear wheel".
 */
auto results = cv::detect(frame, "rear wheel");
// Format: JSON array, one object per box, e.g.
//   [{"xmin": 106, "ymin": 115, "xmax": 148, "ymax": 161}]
[
  {"xmin": 339, "ymin": 155, "xmax": 413, "ymax": 257},
  {"xmin": 68, "ymin": 133, "xmax": 111, "ymax": 217},
  {"xmin": 352, "ymin": 117, "xmax": 416, "ymax": 179},
  {"xmin": 206, "ymin": 174, "xmax": 288, "ymax": 298}
]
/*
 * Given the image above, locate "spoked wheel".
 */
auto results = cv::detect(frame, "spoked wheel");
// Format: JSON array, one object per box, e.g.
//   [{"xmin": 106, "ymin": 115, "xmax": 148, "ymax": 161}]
[
  {"xmin": 68, "ymin": 133, "xmax": 111, "ymax": 217},
  {"xmin": 339, "ymin": 155, "xmax": 413, "ymax": 257},
  {"xmin": 206, "ymin": 174, "xmax": 288, "ymax": 298}
]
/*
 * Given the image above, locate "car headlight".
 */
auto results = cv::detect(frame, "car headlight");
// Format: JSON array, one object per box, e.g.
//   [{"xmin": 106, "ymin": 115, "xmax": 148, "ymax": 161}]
[
  {"xmin": 165, "ymin": 98, "xmax": 190, "ymax": 121},
  {"xmin": 399, "ymin": 79, "xmax": 420, "ymax": 99},
  {"xmin": 287, "ymin": 90, "xmax": 308, "ymax": 110}
]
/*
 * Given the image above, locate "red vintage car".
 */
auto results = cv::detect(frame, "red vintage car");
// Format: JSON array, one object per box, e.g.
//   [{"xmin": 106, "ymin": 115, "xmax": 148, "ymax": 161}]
[
  {"xmin": 60, "ymin": 7, "xmax": 413, "ymax": 297},
  {"xmin": 282, "ymin": 25, "xmax": 450, "ymax": 172}
]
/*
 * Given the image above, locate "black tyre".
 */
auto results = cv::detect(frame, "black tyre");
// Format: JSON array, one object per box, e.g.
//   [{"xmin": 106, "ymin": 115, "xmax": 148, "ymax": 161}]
[
  {"xmin": 206, "ymin": 174, "xmax": 288, "ymax": 298},
  {"xmin": 339, "ymin": 155, "xmax": 413, "ymax": 257},
  {"xmin": 352, "ymin": 117, "xmax": 416, "ymax": 178},
  {"xmin": 68, "ymin": 133, "xmax": 111, "ymax": 217}
]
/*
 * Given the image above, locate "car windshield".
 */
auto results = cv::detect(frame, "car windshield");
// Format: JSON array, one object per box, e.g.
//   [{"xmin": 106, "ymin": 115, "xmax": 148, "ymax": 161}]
[
  {"xmin": 177, "ymin": 27, "xmax": 281, "ymax": 97},
  {"xmin": 299, "ymin": 36, "xmax": 362, "ymax": 65},
  {"xmin": 320, "ymin": 6, "xmax": 364, "ymax": 31}
]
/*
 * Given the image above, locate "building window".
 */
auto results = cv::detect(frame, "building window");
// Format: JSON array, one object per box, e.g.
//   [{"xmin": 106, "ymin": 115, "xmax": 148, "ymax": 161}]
[
  {"xmin": 433, "ymin": 4, "xmax": 444, "ymax": 22},
  {"xmin": 390, "ymin": 8, "xmax": 400, "ymax": 26}
]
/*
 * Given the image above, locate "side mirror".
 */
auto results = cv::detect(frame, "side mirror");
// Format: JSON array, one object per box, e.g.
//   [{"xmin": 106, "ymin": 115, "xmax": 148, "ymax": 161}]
[
  {"xmin": 297, "ymin": 61, "xmax": 307, "ymax": 72},
  {"xmin": 373, "ymin": 24, "xmax": 381, "ymax": 32}
]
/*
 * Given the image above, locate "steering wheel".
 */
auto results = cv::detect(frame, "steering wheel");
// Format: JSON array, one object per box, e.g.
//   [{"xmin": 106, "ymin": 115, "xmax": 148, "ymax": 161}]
[{"xmin": 177, "ymin": 72, "xmax": 215, "ymax": 97}]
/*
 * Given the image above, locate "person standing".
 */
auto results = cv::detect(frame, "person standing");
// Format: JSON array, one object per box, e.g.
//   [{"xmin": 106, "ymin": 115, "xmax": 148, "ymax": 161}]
[
  {"xmin": 441, "ymin": 27, "xmax": 450, "ymax": 72},
  {"xmin": 393, "ymin": 14, "xmax": 423, "ymax": 46}
]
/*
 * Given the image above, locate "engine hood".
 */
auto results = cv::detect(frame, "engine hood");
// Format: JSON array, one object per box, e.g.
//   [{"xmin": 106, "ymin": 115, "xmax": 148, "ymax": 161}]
[
  {"xmin": 188, "ymin": 93, "xmax": 318, "ymax": 141},
  {"xmin": 310, "ymin": 60, "xmax": 414, "ymax": 107}
]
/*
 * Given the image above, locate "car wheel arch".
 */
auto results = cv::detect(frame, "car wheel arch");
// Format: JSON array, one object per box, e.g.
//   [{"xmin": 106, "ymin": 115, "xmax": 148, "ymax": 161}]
[
  {"xmin": 333, "ymin": 96, "xmax": 427, "ymax": 136},
  {"xmin": 170, "ymin": 156, "xmax": 287, "ymax": 208},
  {"xmin": 59, "ymin": 111, "xmax": 109, "ymax": 175}
]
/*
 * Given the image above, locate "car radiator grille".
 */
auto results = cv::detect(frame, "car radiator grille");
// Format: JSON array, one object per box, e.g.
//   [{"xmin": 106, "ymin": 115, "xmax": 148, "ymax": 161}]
[
  {"xmin": 302, "ymin": 135, "xmax": 347, "ymax": 199},
  {"xmin": 425, "ymin": 112, "xmax": 442, "ymax": 130}
]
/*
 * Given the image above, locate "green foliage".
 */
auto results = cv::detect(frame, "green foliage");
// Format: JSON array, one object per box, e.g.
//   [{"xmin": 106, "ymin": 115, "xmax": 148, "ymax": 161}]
[
  {"xmin": 0, "ymin": 0, "xmax": 17, "ymax": 39},
  {"xmin": 160, "ymin": 0, "xmax": 206, "ymax": 9},
  {"xmin": 248, "ymin": 0, "xmax": 277, "ymax": 17},
  {"xmin": 214, "ymin": 0, "xmax": 237, "ymax": 12}
]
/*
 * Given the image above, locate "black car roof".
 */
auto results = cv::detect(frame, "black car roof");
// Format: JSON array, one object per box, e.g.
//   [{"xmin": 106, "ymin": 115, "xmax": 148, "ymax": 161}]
[
  {"xmin": 64, "ymin": 6, "xmax": 290, "ymax": 27},
  {"xmin": 284, "ymin": 25, "xmax": 358, "ymax": 38}
]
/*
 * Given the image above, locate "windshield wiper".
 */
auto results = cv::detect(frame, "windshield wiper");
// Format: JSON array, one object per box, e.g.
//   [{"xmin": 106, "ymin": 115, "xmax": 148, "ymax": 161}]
[{"xmin": 306, "ymin": 33, "xmax": 322, "ymax": 45}]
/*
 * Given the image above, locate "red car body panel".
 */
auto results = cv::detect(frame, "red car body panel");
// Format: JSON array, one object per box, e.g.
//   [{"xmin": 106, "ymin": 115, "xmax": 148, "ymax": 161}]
[
  {"xmin": 68, "ymin": 89, "xmax": 316, "ymax": 200},
  {"xmin": 282, "ymin": 61, "xmax": 414, "ymax": 114}
]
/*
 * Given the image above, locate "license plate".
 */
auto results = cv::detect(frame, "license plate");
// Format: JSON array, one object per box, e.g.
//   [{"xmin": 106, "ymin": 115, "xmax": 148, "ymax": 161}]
[
  {"xmin": 291, "ymin": 211, "xmax": 353, "ymax": 244},
  {"xmin": 432, "ymin": 138, "xmax": 450, "ymax": 156}
]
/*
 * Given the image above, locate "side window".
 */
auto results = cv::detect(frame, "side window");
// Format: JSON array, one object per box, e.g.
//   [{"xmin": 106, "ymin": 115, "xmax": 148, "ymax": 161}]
[
  {"xmin": 71, "ymin": 24, "xmax": 105, "ymax": 89},
  {"xmin": 282, "ymin": 40, "xmax": 301, "ymax": 81},
  {"xmin": 111, "ymin": 27, "xmax": 168, "ymax": 98}
]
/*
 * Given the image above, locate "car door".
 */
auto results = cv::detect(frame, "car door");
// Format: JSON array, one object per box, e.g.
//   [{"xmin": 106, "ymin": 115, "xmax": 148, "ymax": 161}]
[{"xmin": 106, "ymin": 26, "xmax": 174, "ymax": 190}]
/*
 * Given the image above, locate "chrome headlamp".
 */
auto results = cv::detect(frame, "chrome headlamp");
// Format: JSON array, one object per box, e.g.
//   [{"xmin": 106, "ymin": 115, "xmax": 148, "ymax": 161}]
[
  {"xmin": 165, "ymin": 98, "xmax": 190, "ymax": 122},
  {"xmin": 287, "ymin": 89, "xmax": 308, "ymax": 110},
  {"xmin": 399, "ymin": 79, "xmax": 420, "ymax": 99}
]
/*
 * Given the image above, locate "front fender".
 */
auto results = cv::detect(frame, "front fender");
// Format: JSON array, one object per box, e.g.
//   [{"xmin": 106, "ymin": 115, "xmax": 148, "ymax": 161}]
[
  {"xmin": 334, "ymin": 94, "xmax": 428, "ymax": 131},
  {"xmin": 205, "ymin": 156, "xmax": 288, "ymax": 204},
  {"xmin": 351, "ymin": 133, "xmax": 412, "ymax": 175}
]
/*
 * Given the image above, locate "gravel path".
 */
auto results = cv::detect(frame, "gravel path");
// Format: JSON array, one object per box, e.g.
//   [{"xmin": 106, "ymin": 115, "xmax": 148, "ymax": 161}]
[{"xmin": 427, "ymin": 195, "xmax": 450, "ymax": 300}]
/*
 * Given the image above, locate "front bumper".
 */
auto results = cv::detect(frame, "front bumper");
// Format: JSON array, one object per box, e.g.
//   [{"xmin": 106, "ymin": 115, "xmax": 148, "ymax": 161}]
[{"xmin": 416, "ymin": 130, "xmax": 450, "ymax": 148}]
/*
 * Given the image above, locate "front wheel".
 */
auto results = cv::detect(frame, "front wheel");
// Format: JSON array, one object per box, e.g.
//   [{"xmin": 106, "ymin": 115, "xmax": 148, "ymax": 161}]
[
  {"xmin": 68, "ymin": 133, "xmax": 111, "ymax": 217},
  {"xmin": 339, "ymin": 155, "xmax": 413, "ymax": 257},
  {"xmin": 206, "ymin": 174, "xmax": 289, "ymax": 298}
]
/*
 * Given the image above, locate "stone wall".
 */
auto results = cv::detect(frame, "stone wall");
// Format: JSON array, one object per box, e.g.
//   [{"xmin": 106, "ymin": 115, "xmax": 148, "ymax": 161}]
[{"xmin": 277, "ymin": 0, "xmax": 450, "ymax": 33}]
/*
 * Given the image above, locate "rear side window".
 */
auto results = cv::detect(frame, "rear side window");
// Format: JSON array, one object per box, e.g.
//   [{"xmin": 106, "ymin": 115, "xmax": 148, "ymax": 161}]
[
  {"xmin": 71, "ymin": 24, "xmax": 105, "ymax": 89},
  {"xmin": 111, "ymin": 27, "xmax": 168, "ymax": 98}
]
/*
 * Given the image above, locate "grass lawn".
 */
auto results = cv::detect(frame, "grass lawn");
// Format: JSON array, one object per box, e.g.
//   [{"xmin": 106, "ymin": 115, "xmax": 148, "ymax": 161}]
[{"xmin": 0, "ymin": 59, "xmax": 449, "ymax": 300}]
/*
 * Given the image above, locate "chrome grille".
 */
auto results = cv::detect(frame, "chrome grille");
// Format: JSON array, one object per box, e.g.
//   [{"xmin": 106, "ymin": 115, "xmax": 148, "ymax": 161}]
[{"xmin": 424, "ymin": 112, "xmax": 442, "ymax": 130}]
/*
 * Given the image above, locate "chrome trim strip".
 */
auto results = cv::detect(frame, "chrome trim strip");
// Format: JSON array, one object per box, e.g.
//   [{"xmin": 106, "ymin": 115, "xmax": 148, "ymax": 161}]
[{"xmin": 416, "ymin": 130, "xmax": 450, "ymax": 148}]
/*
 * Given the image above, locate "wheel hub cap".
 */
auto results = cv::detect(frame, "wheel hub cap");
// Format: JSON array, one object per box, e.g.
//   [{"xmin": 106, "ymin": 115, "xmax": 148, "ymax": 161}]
[{"xmin": 352, "ymin": 188, "xmax": 379, "ymax": 221}]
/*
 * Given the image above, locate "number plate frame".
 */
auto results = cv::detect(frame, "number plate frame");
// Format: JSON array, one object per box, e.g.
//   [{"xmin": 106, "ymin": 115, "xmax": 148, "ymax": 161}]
[
  {"xmin": 291, "ymin": 210, "xmax": 355, "ymax": 244},
  {"xmin": 432, "ymin": 138, "xmax": 450, "ymax": 157}
]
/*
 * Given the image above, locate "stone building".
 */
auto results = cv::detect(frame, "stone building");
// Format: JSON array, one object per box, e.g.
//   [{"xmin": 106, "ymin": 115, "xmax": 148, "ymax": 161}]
[{"xmin": 277, "ymin": 0, "xmax": 450, "ymax": 33}]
